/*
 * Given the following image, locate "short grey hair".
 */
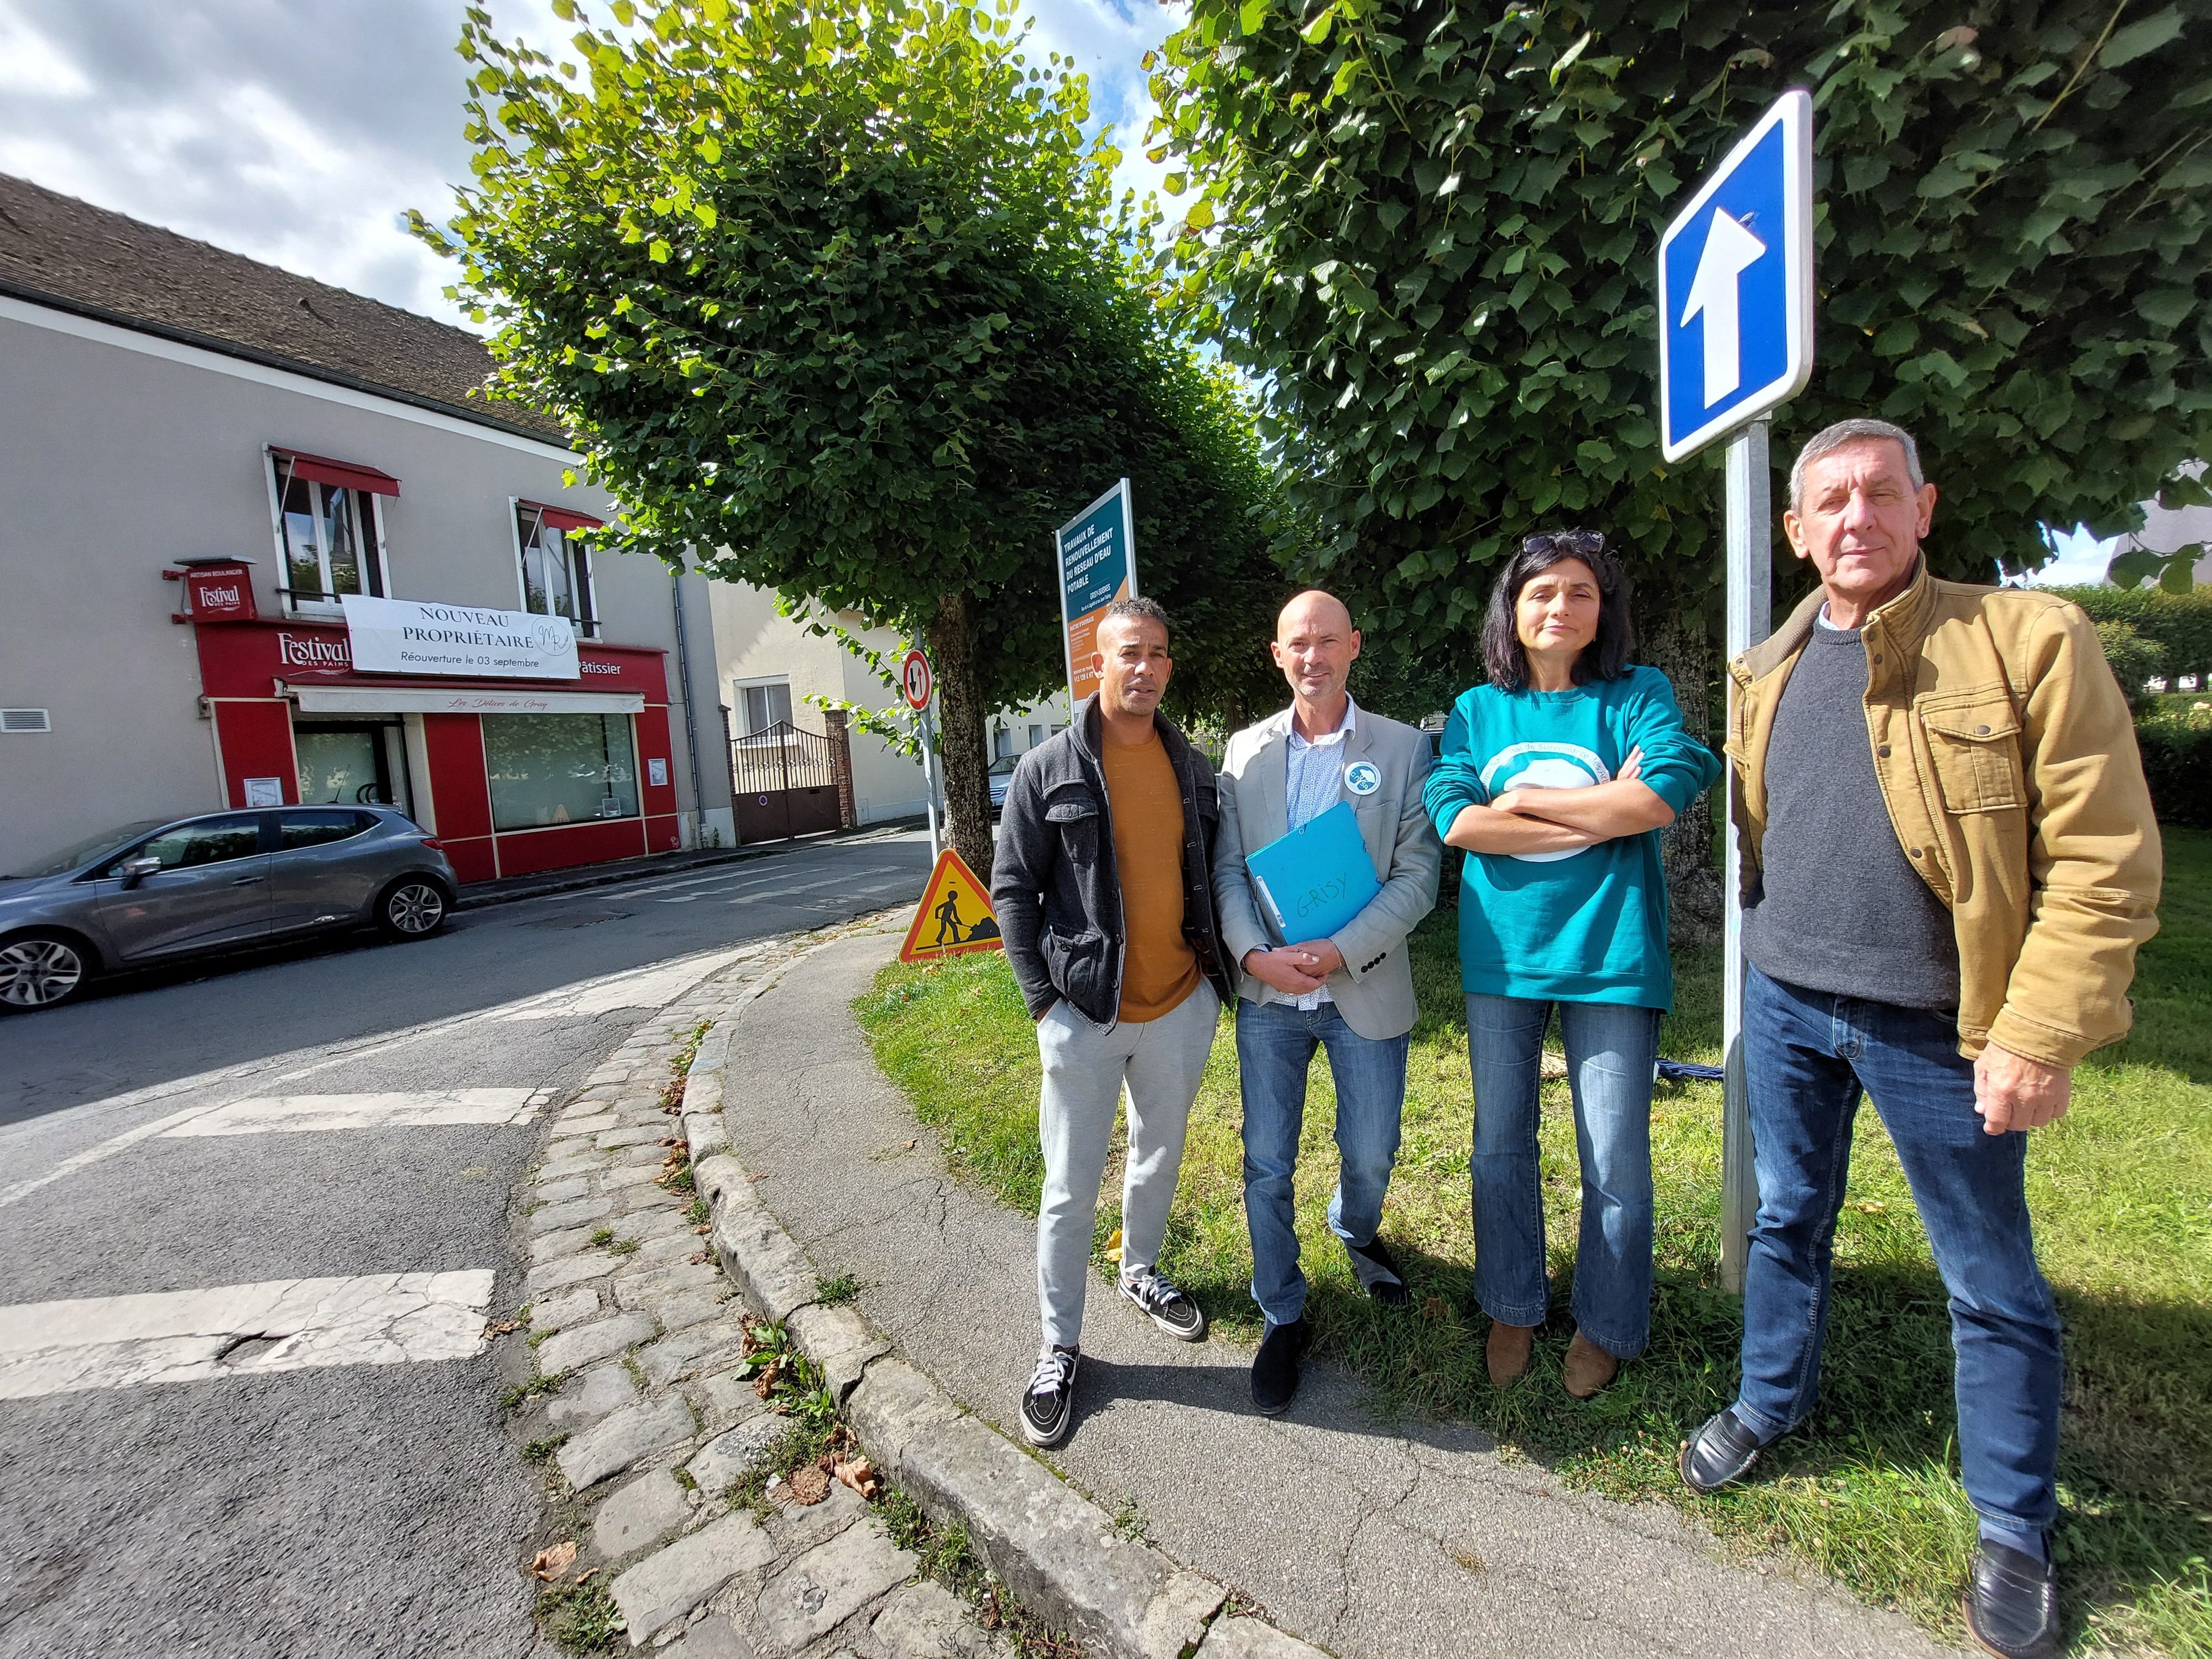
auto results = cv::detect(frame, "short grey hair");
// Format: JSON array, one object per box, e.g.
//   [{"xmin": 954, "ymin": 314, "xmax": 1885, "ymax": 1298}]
[{"xmin": 1788, "ymin": 418, "xmax": 1925, "ymax": 510}]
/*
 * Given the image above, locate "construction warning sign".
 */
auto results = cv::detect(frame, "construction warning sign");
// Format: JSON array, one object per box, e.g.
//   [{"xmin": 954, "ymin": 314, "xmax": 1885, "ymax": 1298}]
[{"xmin": 898, "ymin": 848, "xmax": 1004, "ymax": 964}]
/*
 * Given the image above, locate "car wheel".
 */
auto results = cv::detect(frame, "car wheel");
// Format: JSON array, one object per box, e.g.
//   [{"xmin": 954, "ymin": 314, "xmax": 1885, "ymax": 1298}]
[
  {"xmin": 377, "ymin": 878, "xmax": 449, "ymax": 940},
  {"xmin": 0, "ymin": 932, "xmax": 92, "ymax": 1010}
]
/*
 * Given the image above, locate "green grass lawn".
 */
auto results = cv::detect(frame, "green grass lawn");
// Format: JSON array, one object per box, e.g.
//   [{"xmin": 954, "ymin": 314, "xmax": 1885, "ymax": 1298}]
[{"xmin": 856, "ymin": 828, "xmax": 2212, "ymax": 1656}]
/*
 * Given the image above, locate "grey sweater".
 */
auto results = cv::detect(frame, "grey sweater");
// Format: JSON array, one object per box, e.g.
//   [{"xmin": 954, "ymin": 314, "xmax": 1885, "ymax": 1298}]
[{"xmin": 1742, "ymin": 615, "xmax": 1961, "ymax": 1009}]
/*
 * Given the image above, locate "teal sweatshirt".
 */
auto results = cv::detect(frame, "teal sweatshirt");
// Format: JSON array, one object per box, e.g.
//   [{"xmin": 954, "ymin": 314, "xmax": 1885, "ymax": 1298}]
[{"xmin": 1421, "ymin": 666, "xmax": 1720, "ymax": 1011}]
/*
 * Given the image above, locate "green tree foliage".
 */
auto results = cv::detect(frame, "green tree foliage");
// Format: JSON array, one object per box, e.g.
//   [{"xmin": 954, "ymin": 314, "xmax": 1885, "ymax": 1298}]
[
  {"xmin": 1151, "ymin": 0, "xmax": 2212, "ymax": 916},
  {"xmin": 2053, "ymin": 581, "xmax": 2212, "ymax": 683},
  {"xmin": 414, "ymin": 0, "xmax": 1283, "ymax": 877}
]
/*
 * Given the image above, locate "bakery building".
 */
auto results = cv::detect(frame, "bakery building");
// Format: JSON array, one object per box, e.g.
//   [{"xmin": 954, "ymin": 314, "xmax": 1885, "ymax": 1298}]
[{"xmin": 0, "ymin": 175, "xmax": 734, "ymax": 878}]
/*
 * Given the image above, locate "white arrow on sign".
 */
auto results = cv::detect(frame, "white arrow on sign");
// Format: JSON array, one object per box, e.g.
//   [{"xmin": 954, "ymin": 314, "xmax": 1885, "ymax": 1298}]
[{"xmin": 1679, "ymin": 208, "xmax": 1767, "ymax": 406}]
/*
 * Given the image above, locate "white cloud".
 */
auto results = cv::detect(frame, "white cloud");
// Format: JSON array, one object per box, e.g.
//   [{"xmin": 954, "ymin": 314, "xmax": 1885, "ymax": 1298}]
[
  {"xmin": 0, "ymin": 0, "xmax": 1180, "ymax": 329},
  {"xmin": 0, "ymin": 0, "xmax": 576, "ymax": 327},
  {"xmin": 1020, "ymin": 0, "xmax": 1185, "ymax": 210},
  {"xmin": 2025, "ymin": 524, "xmax": 2116, "ymax": 588}
]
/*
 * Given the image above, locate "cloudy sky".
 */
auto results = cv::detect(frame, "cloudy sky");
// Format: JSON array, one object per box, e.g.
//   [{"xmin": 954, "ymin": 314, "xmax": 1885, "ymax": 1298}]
[{"xmin": 0, "ymin": 0, "xmax": 1180, "ymax": 328}]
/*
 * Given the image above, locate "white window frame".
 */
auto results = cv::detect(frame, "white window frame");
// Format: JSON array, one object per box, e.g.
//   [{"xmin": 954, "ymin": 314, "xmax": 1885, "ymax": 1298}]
[
  {"xmin": 732, "ymin": 676, "xmax": 795, "ymax": 744},
  {"xmin": 510, "ymin": 498, "xmax": 599, "ymax": 639},
  {"xmin": 267, "ymin": 452, "xmax": 390, "ymax": 614}
]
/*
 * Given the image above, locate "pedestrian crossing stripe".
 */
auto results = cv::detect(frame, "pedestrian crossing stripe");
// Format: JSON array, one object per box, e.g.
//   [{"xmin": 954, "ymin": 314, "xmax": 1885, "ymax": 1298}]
[{"xmin": 898, "ymin": 849, "xmax": 1003, "ymax": 964}]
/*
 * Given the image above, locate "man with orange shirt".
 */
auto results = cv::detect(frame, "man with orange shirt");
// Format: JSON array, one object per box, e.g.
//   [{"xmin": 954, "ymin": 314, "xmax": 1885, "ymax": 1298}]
[{"xmin": 991, "ymin": 597, "xmax": 1237, "ymax": 1448}]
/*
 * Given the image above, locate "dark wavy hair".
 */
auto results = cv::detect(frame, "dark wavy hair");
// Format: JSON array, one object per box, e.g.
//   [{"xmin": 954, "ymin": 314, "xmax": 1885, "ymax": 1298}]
[{"xmin": 1481, "ymin": 531, "xmax": 1635, "ymax": 691}]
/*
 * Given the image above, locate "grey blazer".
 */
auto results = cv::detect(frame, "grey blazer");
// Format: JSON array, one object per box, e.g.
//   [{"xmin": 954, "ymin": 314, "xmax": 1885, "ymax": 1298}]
[{"xmin": 1211, "ymin": 703, "xmax": 1442, "ymax": 1041}]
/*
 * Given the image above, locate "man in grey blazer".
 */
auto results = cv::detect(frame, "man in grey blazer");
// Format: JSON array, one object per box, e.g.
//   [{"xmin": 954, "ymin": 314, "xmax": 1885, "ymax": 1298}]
[{"xmin": 1213, "ymin": 588, "xmax": 1442, "ymax": 1413}]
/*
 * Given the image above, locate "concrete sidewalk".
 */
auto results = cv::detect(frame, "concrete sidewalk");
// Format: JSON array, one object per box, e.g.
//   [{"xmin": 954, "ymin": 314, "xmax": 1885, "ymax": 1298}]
[{"xmin": 718, "ymin": 933, "xmax": 1961, "ymax": 1659}]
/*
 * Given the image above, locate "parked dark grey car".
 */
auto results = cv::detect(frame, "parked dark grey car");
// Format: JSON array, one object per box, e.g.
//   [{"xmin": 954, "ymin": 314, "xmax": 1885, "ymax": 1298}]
[{"xmin": 0, "ymin": 806, "xmax": 460, "ymax": 1011}]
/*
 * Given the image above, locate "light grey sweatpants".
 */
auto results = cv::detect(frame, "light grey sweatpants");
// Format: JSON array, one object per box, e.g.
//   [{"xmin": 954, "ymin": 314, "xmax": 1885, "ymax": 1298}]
[{"xmin": 1035, "ymin": 982, "xmax": 1220, "ymax": 1350}]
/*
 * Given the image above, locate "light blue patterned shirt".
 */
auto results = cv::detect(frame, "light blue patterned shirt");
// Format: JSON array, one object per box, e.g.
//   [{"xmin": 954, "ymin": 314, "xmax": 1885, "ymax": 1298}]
[{"xmin": 1282, "ymin": 697, "xmax": 1356, "ymax": 1007}]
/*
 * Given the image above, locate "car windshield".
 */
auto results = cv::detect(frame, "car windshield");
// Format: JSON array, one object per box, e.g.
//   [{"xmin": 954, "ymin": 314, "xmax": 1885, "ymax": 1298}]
[
  {"xmin": 989, "ymin": 756, "xmax": 1018, "ymax": 776},
  {"xmin": 8, "ymin": 820, "xmax": 170, "ymax": 878}
]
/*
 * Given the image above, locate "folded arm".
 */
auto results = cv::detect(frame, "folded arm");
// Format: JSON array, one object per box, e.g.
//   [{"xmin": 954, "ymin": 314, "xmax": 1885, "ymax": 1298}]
[{"xmin": 1490, "ymin": 749, "xmax": 1675, "ymax": 838}]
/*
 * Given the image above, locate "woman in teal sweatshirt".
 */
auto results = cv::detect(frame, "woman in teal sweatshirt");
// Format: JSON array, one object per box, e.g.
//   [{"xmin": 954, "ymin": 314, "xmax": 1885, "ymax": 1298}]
[{"xmin": 1421, "ymin": 530, "xmax": 1720, "ymax": 1400}]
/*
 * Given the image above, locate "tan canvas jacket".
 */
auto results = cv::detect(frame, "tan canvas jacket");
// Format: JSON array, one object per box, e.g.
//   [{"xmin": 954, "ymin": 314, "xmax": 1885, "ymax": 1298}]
[{"xmin": 1726, "ymin": 562, "xmax": 2162, "ymax": 1068}]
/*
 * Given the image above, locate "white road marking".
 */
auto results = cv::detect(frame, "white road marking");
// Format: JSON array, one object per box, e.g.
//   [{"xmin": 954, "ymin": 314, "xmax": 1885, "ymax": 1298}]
[
  {"xmin": 158, "ymin": 1088, "xmax": 554, "ymax": 1138},
  {"xmin": 727, "ymin": 875, "xmax": 856, "ymax": 906},
  {"xmin": 0, "ymin": 1271, "xmax": 495, "ymax": 1399},
  {"xmin": 481, "ymin": 945, "xmax": 763, "ymax": 1020}
]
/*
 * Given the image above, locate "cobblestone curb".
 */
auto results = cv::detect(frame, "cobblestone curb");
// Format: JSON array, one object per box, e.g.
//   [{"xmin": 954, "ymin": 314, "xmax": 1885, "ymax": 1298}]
[
  {"xmin": 682, "ymin": 927, "xmax": 1331, "ymax": 1659},
  {"xmin": 504, "ymin": 922, "xmax": 1013, "ymax": 1657}
]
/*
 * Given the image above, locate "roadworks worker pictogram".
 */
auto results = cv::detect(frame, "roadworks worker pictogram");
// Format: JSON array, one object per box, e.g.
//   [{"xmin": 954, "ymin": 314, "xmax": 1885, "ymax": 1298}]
[{"xmin": 898, "ymin": 849, "xmax": 1003, "ymax": 964}]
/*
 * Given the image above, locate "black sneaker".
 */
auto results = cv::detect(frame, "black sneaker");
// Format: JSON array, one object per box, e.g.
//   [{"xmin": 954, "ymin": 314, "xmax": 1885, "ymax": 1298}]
[
  {"xmin": 1965, "ymin": 1538, "xmax": 2058, "ymax": 1659},
  {"xmin": 1021, "ymin": 1345, "xmax": 1078, "ymax": 1448},
  {"xmin": 1344, "ymin": 1236, "xmax": 1411, "ymax": 1306},
  {"xmin": 1679, "ymin": 1406, "xmax": 1771, "ymax": 1494},
  {"xmin": 1120, "ymin": 1266, "xmax": 1207, "ymax": 1341},
  {"xmin": 1250, "ymin": 1316, "xmax": 1311, "ymax": 1415}
]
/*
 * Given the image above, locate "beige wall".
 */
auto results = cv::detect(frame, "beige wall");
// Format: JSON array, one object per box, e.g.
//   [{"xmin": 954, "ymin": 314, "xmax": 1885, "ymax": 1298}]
[{"xmin": 705, "ymin": 582, "xmax": 1073, "ymax": 826}]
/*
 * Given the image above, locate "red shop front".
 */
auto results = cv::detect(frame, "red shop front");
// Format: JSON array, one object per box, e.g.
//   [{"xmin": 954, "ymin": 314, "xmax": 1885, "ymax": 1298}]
[{"xmin": 186, "ymin": 609, "xmax": 683, "ymax": 884}]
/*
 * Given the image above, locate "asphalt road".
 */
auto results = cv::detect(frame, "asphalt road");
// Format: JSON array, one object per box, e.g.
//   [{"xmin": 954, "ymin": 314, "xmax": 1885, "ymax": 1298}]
[{"xmin": 0, "ymin": 832, "xmax": 931, "ymax": 1659}]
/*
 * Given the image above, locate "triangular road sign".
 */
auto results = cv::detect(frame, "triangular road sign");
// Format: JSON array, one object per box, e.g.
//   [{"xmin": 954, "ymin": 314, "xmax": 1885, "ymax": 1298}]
[{"xmin": 898, "ymin": 848, "xmax": 1003, "ymax": 964}]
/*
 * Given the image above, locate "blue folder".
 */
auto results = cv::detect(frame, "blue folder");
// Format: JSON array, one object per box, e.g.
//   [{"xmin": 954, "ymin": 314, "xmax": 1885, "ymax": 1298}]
[{"xmin": 1244, "ymin": 800, "xmax": 1383, "ymax": 943}]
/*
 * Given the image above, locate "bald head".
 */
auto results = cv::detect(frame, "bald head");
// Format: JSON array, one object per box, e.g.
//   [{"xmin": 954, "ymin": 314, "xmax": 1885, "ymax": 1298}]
[
  {"xmin": 1271, "ymin": 588, "xmax": 1360, "ymax": 726},
  {"xmin": 1277, "ymin": 589, "xmax": 1354, "ymax": 641}
]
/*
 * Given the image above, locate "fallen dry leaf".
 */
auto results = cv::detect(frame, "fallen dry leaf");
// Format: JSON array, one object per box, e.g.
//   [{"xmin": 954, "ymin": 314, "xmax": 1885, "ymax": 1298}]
[
  {"xmin": 833, "ymin": 1457, "xmax": 881, "ymax": 1500},
  {"xmin": 690, "ymin": 1250, "xmax": 711, "ymax": 1265},
  {"xmin": 574, "ymin": 1567, "xmax": 600, "ymax": 1586},
  {"xmin": 483, "ymin": 1318, "xmax": 521, "ymax": 1338},
  {"xmin": 787, "ymin": 1464, "xmax": 830, "ymax": 1505},
  {"xmin": 530, "ymin": 1541, "xmax": 577, "ymax": 1581},
  {"xmin": 753, "ymin": 1359, "xmax": 782, "ymax": 1399},
  {"xmin": 902, "ymin": 1139, "xmax": 917, "ymax": 1151},
  {"xmin": 1420, "ymin": 1296, "xmax": 1448, "ymax": 1322},
  {"xmin": 693, "ymin": 1223, "xmax": 713, "ymax": 1235}
]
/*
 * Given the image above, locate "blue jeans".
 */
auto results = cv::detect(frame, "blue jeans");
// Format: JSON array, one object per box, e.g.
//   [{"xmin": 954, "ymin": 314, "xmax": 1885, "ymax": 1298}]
[
  {"xmin": 1237, "ymin": 998, "xmax": 1411, "ymax": 1327},
  {"xmin": 1467, "ymin": 994, "xmax": 1662, "ymax": 1358},
  {"xmin": 1738, "ymin": 965, "xmax": 2062, "ymax": 1537}
]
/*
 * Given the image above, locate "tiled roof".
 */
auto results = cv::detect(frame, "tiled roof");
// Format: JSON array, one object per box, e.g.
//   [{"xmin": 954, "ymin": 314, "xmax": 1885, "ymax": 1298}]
[{"xmin": 0, "ymin": 171, "xmax": 568, "ymax": 443}]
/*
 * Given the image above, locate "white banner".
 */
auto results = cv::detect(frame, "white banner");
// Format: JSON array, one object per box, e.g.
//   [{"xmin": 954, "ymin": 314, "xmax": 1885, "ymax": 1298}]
[
  {"xmin": 340, "ymin": 594, "xmax": 578, "ymax": 680},
  {"xmin": 289, "ymin": 686, "xmax": 641, "ymax": 716}
]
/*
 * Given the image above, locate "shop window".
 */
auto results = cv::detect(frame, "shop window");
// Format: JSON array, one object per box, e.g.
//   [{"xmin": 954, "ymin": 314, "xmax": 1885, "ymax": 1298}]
[
  {"xmin": 483, "ymin": 713, "xmax": 639, "ymax": 831},
  {"xmin": 295, "ymin": 726, "xmax": 398, "ymax": 807},
  {"xmin": 515, "ymin": 502, "xmax": 599, "ymax": 637},
  {"xmin": 272, "ymin": 453, "xmax": 390, "ymax": 609},
  {"xmin": 736, "ymin": 679, "xmax": 794, "ymax": 742}
]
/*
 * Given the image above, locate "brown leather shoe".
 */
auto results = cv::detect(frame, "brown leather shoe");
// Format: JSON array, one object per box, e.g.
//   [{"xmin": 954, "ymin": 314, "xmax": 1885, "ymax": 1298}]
[
  {"xmin": 1563, "ymin": 1331, "xmax": 1620, "ymax": 1399},
  {"xmin": 1485, "ymin": 1321, "xmax": 1536, "ymax": 1387}
]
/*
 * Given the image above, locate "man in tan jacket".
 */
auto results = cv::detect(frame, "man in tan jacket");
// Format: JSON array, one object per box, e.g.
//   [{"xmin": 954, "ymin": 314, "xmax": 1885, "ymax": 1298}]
[{"xmin": 1677, "ymin": 419, "xmax": 2161, "ymax": 1659}]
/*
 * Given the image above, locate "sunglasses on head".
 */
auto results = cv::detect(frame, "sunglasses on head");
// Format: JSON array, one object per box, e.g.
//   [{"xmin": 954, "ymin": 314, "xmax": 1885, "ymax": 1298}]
[{"xmin": 1522, "ymin": 530, "xmax": 1605, "ymax": 558}]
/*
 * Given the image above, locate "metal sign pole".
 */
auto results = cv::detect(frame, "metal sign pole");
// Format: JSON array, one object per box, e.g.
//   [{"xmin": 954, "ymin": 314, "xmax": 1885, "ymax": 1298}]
[
  {"xmin": 916, "ymin": 707, "xmax": 942, "ymax": 864},
  {"xmin": 1720, "ymin": 418, "xmax": 1773, "ymax": 1293}
]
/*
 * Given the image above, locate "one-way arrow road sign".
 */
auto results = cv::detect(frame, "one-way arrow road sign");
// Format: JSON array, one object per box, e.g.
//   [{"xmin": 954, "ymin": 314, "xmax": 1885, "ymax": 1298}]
[{"xmin": 1658, "ymin": 88, "xmax": 1815, "ymax": 462}]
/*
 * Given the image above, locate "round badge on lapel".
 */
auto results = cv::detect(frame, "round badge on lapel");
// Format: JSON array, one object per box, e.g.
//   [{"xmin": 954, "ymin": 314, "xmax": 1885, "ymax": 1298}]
[{"xmin": 1344, "ymin": 759, "xmax": 1381, "ymax": 797}]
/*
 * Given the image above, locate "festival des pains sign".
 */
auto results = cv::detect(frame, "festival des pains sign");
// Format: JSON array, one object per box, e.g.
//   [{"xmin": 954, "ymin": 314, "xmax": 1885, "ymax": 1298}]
[{"xmin": 340, "ymin": 594, "xmax": 580, "ymax": 680}]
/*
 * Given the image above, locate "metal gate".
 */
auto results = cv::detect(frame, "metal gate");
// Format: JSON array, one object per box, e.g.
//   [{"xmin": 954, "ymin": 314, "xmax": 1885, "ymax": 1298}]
[{"xmin": 731, "ymin": 720, "xmax": 844, "ymax": 844}]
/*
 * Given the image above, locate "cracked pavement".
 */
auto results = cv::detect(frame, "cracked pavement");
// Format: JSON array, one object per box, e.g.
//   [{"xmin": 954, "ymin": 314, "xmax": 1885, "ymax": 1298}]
[{"xmin": 719, "ymin": 933, "xmax": 1964, "ymax": 1659}]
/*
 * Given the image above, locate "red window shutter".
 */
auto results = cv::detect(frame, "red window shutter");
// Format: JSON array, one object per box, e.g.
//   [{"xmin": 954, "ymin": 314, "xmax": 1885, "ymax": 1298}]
[
  {"xmin": 525, "ymin": 502, "xmax": 604, "ymax": 533},
  {"xmin": 275, "ymin": 449, "xmax": 401, "ymax": 497}
]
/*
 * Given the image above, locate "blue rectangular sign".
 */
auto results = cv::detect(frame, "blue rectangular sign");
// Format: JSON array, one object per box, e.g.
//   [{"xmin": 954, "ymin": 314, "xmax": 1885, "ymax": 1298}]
[{"xmin": 1657, "ymin": 90, "xmax": 1815, "ymax": 462}]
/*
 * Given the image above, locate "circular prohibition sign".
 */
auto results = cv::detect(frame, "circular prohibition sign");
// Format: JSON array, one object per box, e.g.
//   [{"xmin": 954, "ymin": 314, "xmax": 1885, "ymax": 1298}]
[{"xmin": 899, "ymin": 648, "xmax": 933, "ymax": 711}]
